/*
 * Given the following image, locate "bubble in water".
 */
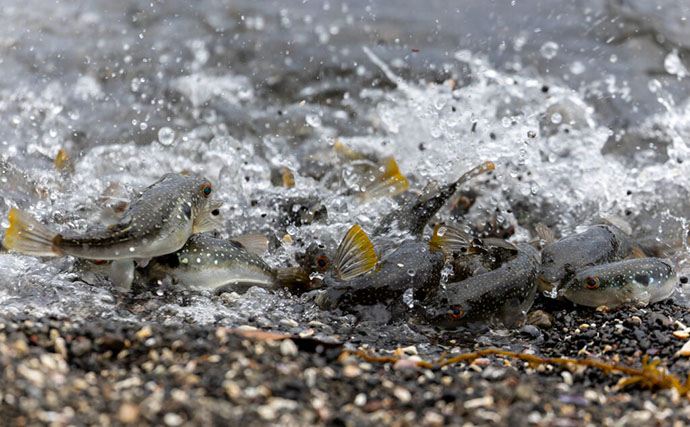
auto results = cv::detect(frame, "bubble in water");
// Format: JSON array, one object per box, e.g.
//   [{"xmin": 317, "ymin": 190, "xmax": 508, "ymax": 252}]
[
  {"xmin": 664, "ymin": 49, "xmax": 688, "ymax": 79},
  {"xmin": 436, "ymin": 226, "xmax": 447, "ymax": 237},
  {"xmin": 550, "ymin": 112, "xmax": 563, "ymax": 124},
  {"xmin": 406, "ymin": 269, "xmax": 416, "ymax": 277},
  {"xmin": 570, "ymin": 61, "xmax": 585, "ymax": 75},
  {"xmin": 540, "ymin": 41, "xmax": 559, "ymax": 60},
  {"xmin": 157, "ymin": 127, "xmax": 175, "ymax": 146},
  {"xmin": 501, "ymin": 117, "xmax": 512, "ymax": 128},
  {"xmin": 129, "ymin": 247, "xmax": 136, "ymax": 252},
  {"xmin": 648, "ymin": 79, "xmax": 662, "ymax": 93}
]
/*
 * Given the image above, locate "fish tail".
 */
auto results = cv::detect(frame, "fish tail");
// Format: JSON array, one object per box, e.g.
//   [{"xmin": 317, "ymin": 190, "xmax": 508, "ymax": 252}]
[{"xmin": 4, "ymin": 207, "xmax": 60, "ymax": 256}]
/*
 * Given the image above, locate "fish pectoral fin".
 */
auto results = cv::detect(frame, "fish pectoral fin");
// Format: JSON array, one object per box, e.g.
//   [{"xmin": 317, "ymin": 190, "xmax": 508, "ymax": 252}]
[
  {"xmin": 535, "ymin": 222, "xmax": 558, "ymax": 245},
  {"xmin": 109, "ymin": 260, "xmax": 134, "ymax": 292},
  {"xmin": 429, "ymin": 224, "xmax": 483, "ymax": 255},
  {"xmin": 231, "ymin": 233, "xmax": 270, "ymax": 256},
  {"xmin": 334, "ymin": 225, "xmax": 377, "ymax": 281},
  {"xmin": 630, "ymin": 246, "xmax": 647, "ymax": 259},
  {"xmin": 618, "ymin": 284, "xmax": 650, "ymax": 306},
  {"xmin": 357, "ymin": 156, "xmax": 410, "ymax": 200},
  {"xmin": 275, "ymin": 267, "xmax": 321, "ymax": 292},
  {"xmin": 193, "ymin": 200, "xmax": 224, "ymax": 233}
]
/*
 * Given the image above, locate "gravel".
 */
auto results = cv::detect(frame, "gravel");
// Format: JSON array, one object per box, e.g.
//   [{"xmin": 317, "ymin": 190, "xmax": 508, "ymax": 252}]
[{"xmin": 2, "ymin": 296, "xmax": 690, "ymax": 425}]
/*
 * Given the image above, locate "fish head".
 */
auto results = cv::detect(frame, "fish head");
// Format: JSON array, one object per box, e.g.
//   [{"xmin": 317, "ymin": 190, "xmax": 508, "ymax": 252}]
[
  {"xmin": 295, "ymin": 237, "xmax": 337, "ymax": 276},
  {"xmin": 423, "ymin": 290, "xmax": 472, "ymax": 328},
  {"xmin": 560, "ymin": 259, "xmax": 674, "ymax": 307},
  {"xmin": 154, "ymin": 174, "xmax": 222, "ymax": 234}
]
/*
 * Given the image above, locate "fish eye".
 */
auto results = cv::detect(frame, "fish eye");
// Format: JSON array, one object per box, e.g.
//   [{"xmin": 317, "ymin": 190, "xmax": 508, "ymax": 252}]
[
  {"xmin": 315, "ymin": 255, "xmax": 328, "ymax": 271},
  {"xmin": 585, "ymin": 277, "xmax": 599, "ymax": 289},
  {"xmin": 450, "ymin": 305, "xmax": 464, "ymax": 319},
  {"xmin": 202, "ymin": 183, "xmax": 212, "ymax": 198}
]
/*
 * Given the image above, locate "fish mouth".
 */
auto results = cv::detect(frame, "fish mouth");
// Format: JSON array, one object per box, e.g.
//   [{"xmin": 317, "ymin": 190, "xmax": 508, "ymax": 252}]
[{"xmin": 193, "ymin": 200, "xmax": 224, "ymax": 233}]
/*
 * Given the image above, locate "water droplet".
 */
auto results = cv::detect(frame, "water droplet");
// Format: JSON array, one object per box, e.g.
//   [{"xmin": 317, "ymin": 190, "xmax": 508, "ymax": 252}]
[
  {"xmin": 305, "ymin": 114, "xmax": 321, "ymax": 128},
  {"xmin": 665, "ymin": 49, "xmax": 688, "ymax": 79},
  {"xmin": 550, "ymin": 112, "xmax": 563, "ymax": 124},
  {"xmin": 540, "ymin": 41, "xmax": 559, "ymax": 59},
  {"xmin": 129, "ymin": 247, "xmax": 136, "ymax": 253},
  {"xmin": 157, "ymin": 127, "xmax": 175, "ymax": 146},
  {"xmin": 406, "ymin": 269, "xmax": 416, "ymax": 277},
  {"xmin": 436, "ymin": 226, "xmax": 447, "ymax": 237}
]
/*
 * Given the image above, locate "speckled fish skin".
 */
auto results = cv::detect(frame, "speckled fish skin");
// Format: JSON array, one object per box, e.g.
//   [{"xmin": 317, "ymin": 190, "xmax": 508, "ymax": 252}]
[
  {"xmin": 539, "ymin": 224, "xmax": 632, "ymax": 292},
  {"xmin": 426, "ymin": 244, "xmax": 539, "ymax": 328},
  {"xmin": 317, "ymin": 241, "xmax": 445, "ymax": 310},
  {"xmin": 561, "ymin": 258, "xmax": 676, "ymax": 308},
  {"xmin": 146, "ymin": 233, "xmax": 276, "ymax": 291},
  {"xmin": 55, "ymin": 173, "xmax": 219, "ymax": 259}
]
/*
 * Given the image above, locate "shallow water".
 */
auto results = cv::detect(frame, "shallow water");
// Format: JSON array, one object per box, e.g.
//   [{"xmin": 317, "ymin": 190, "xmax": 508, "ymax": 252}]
[{"xmin": 2, "ymin": 0, "xmax": 690, "ymax": 332}]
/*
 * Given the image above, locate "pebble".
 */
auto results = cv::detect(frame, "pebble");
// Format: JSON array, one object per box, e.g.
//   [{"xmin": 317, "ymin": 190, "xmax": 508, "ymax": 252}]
[
  {"xmin": 676, "ymin": 340, "xmax": 690, "ymax": 356},
  {"xmin": 118, "ymin": 403, "xmax": 140, "ymax": 424},
  {"xmin": 354, "ymin": 393, "xmax": 367, "ymax": 407},
  {"xmin": 280, "ymin": 339, "xmax": 298, "ymax": 357},
  {"xmin": 70, "ymin": 338, "xmax": 92, "ymax": 356},
  {"xmin": 134, "ymin": 326, "xmax": 153, "ymax": 341},
  {"xmin": 673, "ymin": 330, "xmax": 689, "ymax": 339},
  {"xmin": 464, "ymin": 396, "xmax": 494, "ymax": 409},
  {"xmin": 343, "ymin": 365, "xmax": 361, "ymax": 378},
  {"xmin": 393, "ymin": 386, "xmax": 411, "ymax": 403},
  {"xmin": 163, "ymin": 413, "xmax": 184, "ymax": 426}
]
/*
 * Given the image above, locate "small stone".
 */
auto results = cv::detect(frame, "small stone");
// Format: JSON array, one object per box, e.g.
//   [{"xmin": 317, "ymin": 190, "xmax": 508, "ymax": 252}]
[
  {"xmin": 54, "ymin": 337, "xmax": 67, "ymax": 359},
  {"xmin": 393, "ymin": 359, "xmax": 419, "ymax": 370},
  {"xmin": 71, "ymin": 338, "xmax": 92, "ymax": 357},
  {"xmin": 673, "ymin": 330, "xmax": 690, "ymax": 339},
  {"xmin": 401, "ymin": 345, "xmax": 418, "ymax": 355},
  {"xmin": 629, "ymin": 316, "xmax": 642, "ymax": 326},
  {"xmin": 163, "ymin": 413, "xmax": 183, "ymax": 426},
  {"xmin": 464, "ymin": 395, "xmax": 494, "ymax": 409},
  {"xmin": 118, "ymin": 403, "xmax": 140, "ymax": 424},
  {"xmin": 134, "ymin": 326, "xmax": 153, "ymax": 341},
  {"xmin": 280, "ymin": 318, "xmax": 298, "ymax": 327},
  {"xmin": 472, "ymin": 358, "xmax": 491, "ymax": 367},
  {"xmin": 676, "ymin": 340, "xmax": 690, "ymax": 356},
  {"xmin": 561, "ymin": 371, "xmax": 573, "ymax": 386},
  {"xmin": 423, "ymin": 411, "xmax": 444, "ymax": 426},
  {"xmin": 343, "ymin": 365, "xmax": 361, "ymax": 378},
  {"xmin": 354, "ymin": 393, "xmax": 367, "ymax": 407},
  {"xmin": 280, "ymin": 339, "xmax": 298, "ymax": 357},
  {"xmin": 393, "ymin": 386, "xmax": 411, "ymax": 403}
]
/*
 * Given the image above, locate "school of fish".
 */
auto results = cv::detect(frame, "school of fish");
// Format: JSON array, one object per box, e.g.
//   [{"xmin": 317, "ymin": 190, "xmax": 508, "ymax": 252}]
[{"xmin": 2, "ymin": 149, "xmax": 681, "ymax": 329}]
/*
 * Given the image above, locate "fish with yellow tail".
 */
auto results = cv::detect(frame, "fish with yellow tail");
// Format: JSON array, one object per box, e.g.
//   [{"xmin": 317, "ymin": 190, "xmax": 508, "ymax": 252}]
[{"xmin": 4, "ymin": 173, "xmax": 222, "ymax": 290}]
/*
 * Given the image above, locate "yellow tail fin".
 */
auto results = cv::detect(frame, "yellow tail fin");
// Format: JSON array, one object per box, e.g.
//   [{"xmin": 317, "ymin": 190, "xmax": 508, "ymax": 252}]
[{"xmin": 4, "ymin": 207, "xmax": 59, "ymax": 256}]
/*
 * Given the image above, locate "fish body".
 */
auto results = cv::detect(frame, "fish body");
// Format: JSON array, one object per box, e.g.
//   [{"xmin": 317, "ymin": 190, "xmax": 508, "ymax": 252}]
[
  {"xmin": 425, "ymin": 244, "xmax": 539, "ymax": 328},
  {"xmin": 374, "ymin": 162, "xmax": 494, "ymax": 240},
  {"xmin": 538, "ymin": 224, "xmax": 632, "ymax": 293},
  {"xmin": 146, "ymin": 233, "xmax": 275, "ymax": 291},
  {"xmin": 561, "ymin": 258, "xmax": 676, "ymax": 307},
  {"xmin": 5, "ymin": 173, "xmax": 220, "ymax": 260},
  {"xmin": 317, "ymin": 240, "xmax": 445, "ymax": 310}
]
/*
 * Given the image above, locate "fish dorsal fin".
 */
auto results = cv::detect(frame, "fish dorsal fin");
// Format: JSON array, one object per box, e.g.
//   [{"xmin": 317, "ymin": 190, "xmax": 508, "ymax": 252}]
[
  {"xmin": 231, "ymin": 233, "xmax": 270, "ymax": 256},
  {"xmin": 429, "ymin": 224, "xmax": 483, "ymax": 255},
  {"xmin": 334, "ymin": 225, "xmax": 377, "ymax": 281},
  {"xmin": 482, "ymin": 237, "xmax": 518, "ymax": 252},
  {"xmin": 358, "ymin": 156, "xmax": 410, "ymax": 200},
  {"xmin": 535, "ymin": 222, "xmax": 558, "ymax": 244}
]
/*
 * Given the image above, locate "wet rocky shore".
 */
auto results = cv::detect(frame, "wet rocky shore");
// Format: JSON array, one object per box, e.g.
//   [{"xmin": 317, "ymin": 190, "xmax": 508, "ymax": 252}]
[{"xmin": 2, "ymin": 296, "xmax": 690, "ymax": 426}]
